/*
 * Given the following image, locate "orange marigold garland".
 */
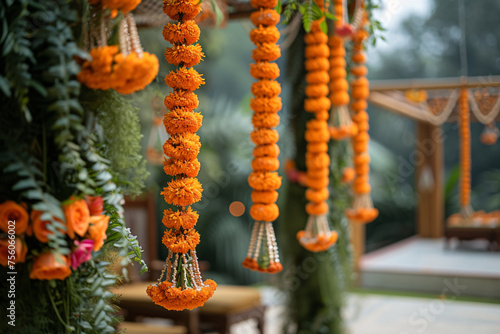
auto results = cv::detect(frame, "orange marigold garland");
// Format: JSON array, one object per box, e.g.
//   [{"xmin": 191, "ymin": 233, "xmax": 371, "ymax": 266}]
[
  {"xmin": 328, "ymin": 0, "xmax": 357, "ymax": 141},
  {"xmin": 242, "ymin": 0, "xmax": 283, "ymax": 274},
  {"xmin": 458, "ymin": 88, "xmax": 474, "ymax": 219},
  {"xmin": 296, "ymin": 1, "xmax": 338, "ymax": 253},
  {"xmin": 77, "ymin": 6, "xmax": 159, "ymax": 95},
  {"xmin": 147, "ymin": 0, "xmax": 216, "ymax": 311},
  {"xmin": 345, "ymin": 10, "xmax": 378, "ymax": 224}
]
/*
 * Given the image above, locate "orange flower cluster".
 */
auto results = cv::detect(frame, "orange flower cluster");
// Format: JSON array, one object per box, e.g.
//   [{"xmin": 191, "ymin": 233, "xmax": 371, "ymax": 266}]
[
  {"xmin": 296, "ymin": 1, "xmax": 339, "ymax": 253},
  {"xmin": 341, "ymin": 167, "xmax": 355, "ymax": 183},
  {"xmin": 0, "ymin": 197, "xmax": 109, "ymax": 279},
  {"xmin": 77, "ymin": 46, "xmax": 159, "ymax": 94},
  {"xmin": 448, "ymin": 210, "xmax": 500, "ymax": 227},
  {"xmin": 304, "ymin": 17, "xmax": 331, "ymax": 217},
  {"xmin": 149, "ymin": 0, "xmax": 216, "ymax": 311},
  {"xmin": 345, "ymin": 11, "xmax": 378, "ymax": 224},
  {"xmin": 147, "ymin": 279, "xmax": 216, "ymax": 311},
  {"xmin": 328, "ymin": 0, "xmax": 357, "ymax": 140},
  {"xmin": 459, "ymin": 88, "xmax": 471, "ymax": 211},
  {"xmin": 89, "ymin": 0, "xmax": 141, "ymax": 18},
  {"xmin": 480, "ymin": 123, "xmax": 499, "ymax": 145},
  {"xmin": 243, "ymin": 0, "xmax": 283, "ymax": 274}
]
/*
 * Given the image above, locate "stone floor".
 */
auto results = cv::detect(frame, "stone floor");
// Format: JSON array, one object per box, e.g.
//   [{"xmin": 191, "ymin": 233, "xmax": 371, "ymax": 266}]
[{"xmin": 360, "ymin": 237, "xmax": 500, "ymax": 298}]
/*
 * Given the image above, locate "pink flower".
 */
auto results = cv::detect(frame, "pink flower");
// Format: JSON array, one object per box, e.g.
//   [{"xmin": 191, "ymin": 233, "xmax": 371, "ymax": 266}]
[
  {"xmin": 70, "ymin": 239, "xmax": 95, "ymax": 270},
  {"xmin": 335, "ymin": 24, "xmax": 354, "ymax": 38}
]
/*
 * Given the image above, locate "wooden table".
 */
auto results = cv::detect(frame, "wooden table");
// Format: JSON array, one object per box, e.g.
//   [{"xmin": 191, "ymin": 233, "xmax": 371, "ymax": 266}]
[
  {"xmin": 113, "ymin": 283, "xmax": 265, "ymax": 334},
  {"xmin": 445, "ymin": 226, "xmax": 500, "ymax": 251}
]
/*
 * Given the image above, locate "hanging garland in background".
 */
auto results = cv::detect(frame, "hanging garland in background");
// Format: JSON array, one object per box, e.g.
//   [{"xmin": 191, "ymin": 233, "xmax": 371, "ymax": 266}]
[
  {"xmin": 328, "ymin": 0, "xmax": 357, "ymax": 140},
  {"xmin": 146, "ymin": 0, "xmax": 216, "ymax": 311},
  {"xmin": 459, "ymin": 88, "xmax": 473, "ymax": 218},
  {"xmin": 296, "ymin": 0, "xmax": 338, "ymax": 253},
  {"xmin": 345, "ymin": 9, "xmax": 379, "ymax": 224},
  {"xmin": 78, "ymin": 1, "xmax": 158, "ymax": 95},
  {"xmin": 242, "ymin": 0, "xmax": 283, "ymax": 274}
]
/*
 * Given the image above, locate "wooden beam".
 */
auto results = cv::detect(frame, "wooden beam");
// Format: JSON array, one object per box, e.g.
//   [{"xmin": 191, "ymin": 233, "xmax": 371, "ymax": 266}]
[
  {"xmin": 370, "ymin": 76, "xmax": 500, "ymax": 92},
  {"xmin": 415, "ymin": 122, "xmax": 444, "ymax": 238},
  {"xmin": 369, "ymin": 91, "xmax": 435, "ymax": 124}
]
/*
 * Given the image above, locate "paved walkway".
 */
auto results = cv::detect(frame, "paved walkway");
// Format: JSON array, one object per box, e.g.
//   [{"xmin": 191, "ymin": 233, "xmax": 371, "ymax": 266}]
[{"xmin": 345, "ymin": 294, "xmax": 500, "ymax": 334}]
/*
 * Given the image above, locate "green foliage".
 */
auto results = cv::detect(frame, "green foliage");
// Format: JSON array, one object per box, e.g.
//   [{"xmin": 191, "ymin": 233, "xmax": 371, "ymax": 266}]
[{"xmin": 80, "ymin": 88, "xmax": 149, "ymax": 196}]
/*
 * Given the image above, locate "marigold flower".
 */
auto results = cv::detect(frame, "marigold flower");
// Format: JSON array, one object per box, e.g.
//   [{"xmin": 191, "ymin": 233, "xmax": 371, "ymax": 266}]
[
  {"xmin": 305, "ymin": 45, "xmax": 329, "ymax": 59},
  {"xmin": 305, "ymin": 58, "xmax": 330, "ymax": 72},
  {"xmin": 251, "ymin": 43, "xmax": 281, "ymax": 62},
  {"xmin": 165, "ymin": 44, "xmax": 204, "ymax": 68},
  {"xmin": 162, "ymin": 229, "xmax": 200, "ymax": 253},
  {"xmin": 305, "ymin": 188, "xmax": 329, "ymax": 203},
  {"xmin": 164, "ymin": 90, "xmax": 199, "ymax": 110},
  {"xmin": 329, "ymin": 124, "xmax": 358, "ymax": 140},
  {"xmin": 250, "ymin": 9, "xmax": 281, "ymax": 27},
  {"xmin": 251, "ymin": 190, "xmax": 279, "ymax": 204},
  {"xmin": 307, "ymin": 142, "xmax": 328, "ymax": 154},
  {"xmin": 297, "ymin": 231, "xmax": 338, "ymax": 252},
  {"xmin": 330, "ymin": 57, "xmax": 346, "ymax": 68},
  {"xmin": 163, "ymin": 0, "xmax": 202, "ymax": 21},
  {"xmin": 252, "ymin": 113, "xmax": 280, "ymax": 128},
  {"xmin": 345, "ymin": 208, "xmax": 379, "ymax": 224},
  {"xmin": 163, "ymin": 108, "xmax": 203, "ymax": 135},
  {"xmin": 250, "ymin": 128, "xmax": 279, "ymax": 145},
  {"xmin": 163, "ymin": 133, "xmax": 201, "ymax": 160},
  {"xmin": 163, "ymin": 21, "xmax": 201, "ymax": 45},
  {"xmin": 354, "ymin": 153, "xmax": 370, "ymax": 166},
  {"xmin": 161, "ymin": 178, "xmax": 203, "ymax": 206},
  {"xmin": 99, "ymin": 0, "xmax": 141, "ymax": 17},
  {"xmin": 147, "ymin": 279, "xmax": 217, "ymax": 311},
  {"xmin": 253, "ymin": 143, "xmax": 280, "ymax": 158},
  {"xmin": 307, "ymin": 168, "xmax": 329, "ymax": 179},
  {"xmin": 330, "ymin": 78, "xmax": 349, "ymax": 91},
  {"xmin": 306, "ymin": 71, "xmax": 329, "ymax": 85},
  {"xmin": 351, "ymin": 65, "xmax": 368, "ymax": 77},
  {"xmin": 29, "ymin": 252, "xmax": 71, "ymax": 280},
  {"xmin": 304, "ymin": 97, "xmax": 331, "ymax": 113},
  {"xmin": 330, "ymin": 91, "xmax": 350, "ymax": 106},
  {"xmin": 305, "ymin": 32, "xmax": 329, "ymax": 45},
  {"xmin": 251, "ymin": 80, "xmax": 281, "ymax": 98},
  {"xmin": 341, "ymin": 167, "xmax": 355, "ymax": 183},
  {"xmin": 351, "ymin": 109, "xmax": 368, "ymax": 121},
  {"xmin": 112, "ymin": 52, "xmax": 160, "ymax": 95},
  {"xmin": 248, "ymin": 172, "xmax": 282, "ymax": 191},
  {"xmin": 162, "ymin": 207, "xmax": 199, "ymax": 230},
  {"xmin": 305, "ymin": 201, "xmax": 328, "ymax": 215},
  {"xmin": 0, "ymin": 201, "xmax": 28, "ymax": 234},
  {"xmin": 250, "ymin": 26, "xmax": 280, "ymax": 44},
  {"xmin": 352, "ymin": 52, "xmax": 366, "ymax": 64},
  {"xmin": 306, "ymin": 176, "xmax": 329, "ymax": 189},
  {"xmin": 77, "ymin": 46, "xmax": 118, "ymax": 90},
  {"xmin": 305, "ymin": 127, "xmax": 330, "ymax": 143},
  {"xmin": 250, "ymin": 203, "xmax": 279, "ymax": 221},
  {"xmin": 354, "ymin": 164, "xmax": 369, "ymax": 176},
  {"xmin": 305, "ymin": 152, "xmax": 330, "ymax": 170},
  {"xmin": 165, "ymin": 67, "xmax": 204, "ymax": 91},
  {"xmin": 163, "ymin": 158, "xmax": 200, "ymax": 177},
  {"xmin": 250, "ymin": 96, "xmax": 282, "ymax": 113},
  {"xmin": 250, "ymin": 0, "xmax": 278, "ymax": 9},
  {"xmin": 250, "ymin": 62, "xmax": 280, "ymax": 80},
  {"xmin": 252, "ymin": 157, "xmax": 280, "ymax": 171},
  {"xmin": 305, "ymin": 84, "xmax": 329, "ymax": 98}
]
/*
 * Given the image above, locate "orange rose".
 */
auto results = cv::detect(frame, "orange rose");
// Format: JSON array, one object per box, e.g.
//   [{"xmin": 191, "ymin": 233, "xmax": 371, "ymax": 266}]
[
  {"xmin": 85, "ymin": 196, "xmax": 103, "ymax": 216},
  {"xmin": 63, "ymin": 198, "xmax": 90, "ymax": 239},
  {"xmin": 0, "ymin": 237, "xmax": 27, "ymax": 266},
  {"xmin": 29, "ymin": 252, "xmax": 71, "ymax": 280},
  {"xmin": 86, "ymin": 215, "xmax": 110, "ymax": 251},
  {"xmin": 0, "ymin": 201, "xmax": 28, "ymax": 234},
  {"xmin": 31, "ymin": 210, "xmax": 62, "ymax": 243}
]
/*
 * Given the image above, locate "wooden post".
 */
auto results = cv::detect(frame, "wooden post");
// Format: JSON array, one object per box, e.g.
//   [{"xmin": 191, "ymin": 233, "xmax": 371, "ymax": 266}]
[
  {"xmin": 416, "ymin": 122, "xmax": 444, "ymax": 238},
  {"xmin": 350, "ymin": 223, "xmax": 365, "ymax": 272}
]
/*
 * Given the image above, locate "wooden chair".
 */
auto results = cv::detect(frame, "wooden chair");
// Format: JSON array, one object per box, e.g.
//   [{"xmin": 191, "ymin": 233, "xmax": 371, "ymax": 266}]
[{"xmin": 113, "ymin": 283, "xmax": 265, "ymax": 334}]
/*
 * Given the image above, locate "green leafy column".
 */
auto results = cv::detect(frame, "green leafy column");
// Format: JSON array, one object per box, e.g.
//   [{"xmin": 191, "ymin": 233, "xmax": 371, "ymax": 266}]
[{"xmin": 279, "ymin": 26, "xmax": 352, "ymax": 334}]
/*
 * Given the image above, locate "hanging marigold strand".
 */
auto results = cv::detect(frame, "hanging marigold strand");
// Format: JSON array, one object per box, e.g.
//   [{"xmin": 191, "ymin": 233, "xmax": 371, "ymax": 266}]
[
  {"xmin": 146, "ymin": 0, "xmax": 216, "ymax": 311},
  {"xmin": 328, "ymin": 0, "xmax": 357, "ymax": 140},
  {"xmin": 242, "ymin": 0, "xmax": 283, "ymax": 274},
  {"xmin": 459, "ymin": 88, "xmax": 473, "ymax": 218},
  {"xmin": 345, "ymin": 10, "xmax": 379, "ymax": 224},
  {"xmin": 296, "ymin": 0, "xmax": 338, "ymax": 253}
]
